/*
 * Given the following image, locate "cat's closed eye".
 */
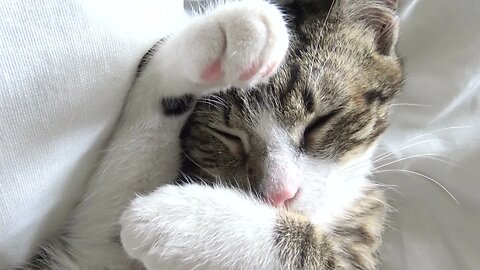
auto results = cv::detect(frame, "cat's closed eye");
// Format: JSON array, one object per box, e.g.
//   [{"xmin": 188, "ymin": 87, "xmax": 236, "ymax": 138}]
[
  {"xmin": 302, "ymin": 109, "xmax": 341, "ymax": 149},
  {"xmin": 206, "ymin": 125, "xmax": 247, "ymax": 158}
]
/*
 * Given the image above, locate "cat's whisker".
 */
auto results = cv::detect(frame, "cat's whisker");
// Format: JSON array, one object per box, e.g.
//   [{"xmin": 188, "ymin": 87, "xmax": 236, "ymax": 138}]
[
  {"xmin": 371, "ymin": 182, "xmax": 398, "ymax": 189},
  {"xmin": 342, "ymin": 126, "xmax": 470, "ymax": 178},
  {"xmin": 394, "ymin": 155, "xmax": 467, "ymax": 172},
  {"xmin": 316, "ymin": 0, "xmax": 336, "ymax": 57},
  {"xmin": 245, "ymin": 173, "xmax": 255, "ymax": 198},
  {"xmin": 202, "ymin": 96, "xmax": 228, "ymax": 109},
  {"xmin": 209, "ymin": 94, "xmax": 228, "ymax": 108},
  {"xmin": 182, "ymin": 152, "xmax": 217, "ymax": 179},
  {"xmin": 402, "ymin": 125, "xmax": 472, "ymax": 145},
  {"xmin": 178, "ymin": 171, "xmax": 192, "ymax": 185},
  {"xmin": 337, "ymin": 139, "xmax": 449, "ymax": 176},
  {"xmin": 372, "ymin": 169, "xmax": 460, "ymax": 205},
  {"xmin": 379, "ymin": 152, "xmax": 450, "ymax": 161},
  {"xmin": 372, "ymin": 153, "xmax": 462, "ymax": 172},
  {"xmin": 390, "ymin": 103, "xmax": 431, "ymax": 108},
  {"xmin": 372, "ymin": 138, "xmax": 456, "ymax": 164},
  {"xmin": 373, "ymin": 183, "xmax": 404, "ymax": 198},
  {"xmin": 371, "ymin": 195, "xmax": 398, "ymax": 213},
  {"xmin": 198, "ymin": 99, "xmax": 221, "ymax": 110},
  {"xmin": 338, "ymin": 137, "xmax": 469, "ymax": 179}
]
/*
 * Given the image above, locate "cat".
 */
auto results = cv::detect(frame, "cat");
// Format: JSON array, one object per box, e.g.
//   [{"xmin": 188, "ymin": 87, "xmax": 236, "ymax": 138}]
[{"xmin": 28, "ymin": 0, "xmax": 403, "ymax": 269}]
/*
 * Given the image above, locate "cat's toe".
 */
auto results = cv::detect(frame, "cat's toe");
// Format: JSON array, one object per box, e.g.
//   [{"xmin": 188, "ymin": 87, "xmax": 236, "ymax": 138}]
[
  {"xmin": 220, "ymin": 1, "xmax": 289, "ymax": 88},
  {"xmin": 192, "ymin": 1, "xmax": 288, "ymax": 89},
  {"xmin": 177, "ymin": 0, "xmax": 288, "ymax": 91}
]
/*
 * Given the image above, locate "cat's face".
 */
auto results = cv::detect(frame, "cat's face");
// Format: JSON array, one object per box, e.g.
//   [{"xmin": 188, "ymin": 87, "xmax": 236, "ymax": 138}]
[{"xmin": 181, "ymin": 0, "xmax": 403, "ymax": 221}]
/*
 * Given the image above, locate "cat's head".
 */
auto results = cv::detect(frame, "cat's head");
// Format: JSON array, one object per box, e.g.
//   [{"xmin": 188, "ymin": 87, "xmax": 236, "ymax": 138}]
[{"xmin": 181, "ymin": 0, "xmax": 403, "ymax": 220}]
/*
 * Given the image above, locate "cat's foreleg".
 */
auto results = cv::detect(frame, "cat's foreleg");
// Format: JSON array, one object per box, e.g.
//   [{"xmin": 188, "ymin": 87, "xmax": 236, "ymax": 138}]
[
  {"xmin": 132, "ymin": 0, "xmax": 289, "ymax": 104},
  {"xmin": 121, "ymin": 184, "xmax": 386, "ymax": 270},
  {"xmin": 57, "ymin": 1, "xmax": 288, "ymax": 268},
  {"xmin": 120, "ymin": 184, "xmax": 336, "ymax": 270},
  {"xmin": 120, "ymin": 184, "xmax": 282, "ymax": 270},
  {"xmin": 115, "ymin": 0, "xmax": 289, "ymax": 268}
]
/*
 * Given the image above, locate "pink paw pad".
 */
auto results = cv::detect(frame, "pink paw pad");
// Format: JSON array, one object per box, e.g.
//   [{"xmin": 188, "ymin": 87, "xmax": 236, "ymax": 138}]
[
  {"xmin": 262, "ymin": 61, "xmax": 278, "ymax": 78},
  {"xmin": 239, "ymin": 61, "xmax": 262, "ymax": 81},
  {"xmin": 201, "ymin": 59, "xmax": 223, "ymax": 83}
]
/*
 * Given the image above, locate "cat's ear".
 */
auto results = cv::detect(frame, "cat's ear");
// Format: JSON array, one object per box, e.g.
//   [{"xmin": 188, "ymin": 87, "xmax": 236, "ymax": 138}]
[{"xmin": 340, "ymin": 0, "xmax": 399, "ymax": 56}]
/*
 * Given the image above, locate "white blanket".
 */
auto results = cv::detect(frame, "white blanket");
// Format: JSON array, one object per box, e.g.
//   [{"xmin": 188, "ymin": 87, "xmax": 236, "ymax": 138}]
[{"xmin": 0, "ymin": 0, "xmax": 478, "ymax": 269}]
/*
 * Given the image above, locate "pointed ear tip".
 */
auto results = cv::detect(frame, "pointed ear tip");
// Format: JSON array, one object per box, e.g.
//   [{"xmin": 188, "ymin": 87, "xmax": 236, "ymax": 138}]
[{"xmin": 377, "ymin": 14, "xmax": 400, "ymax": 55}]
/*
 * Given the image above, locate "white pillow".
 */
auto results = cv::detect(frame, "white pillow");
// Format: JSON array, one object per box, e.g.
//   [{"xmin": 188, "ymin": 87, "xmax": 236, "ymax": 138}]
[
  {"xmin": 0, "ymin": 0, "xmax": 185, "ymax": 267},
  {"xmin": 379, "ymin": 0, "xmax": 480, "ymax": 269}
]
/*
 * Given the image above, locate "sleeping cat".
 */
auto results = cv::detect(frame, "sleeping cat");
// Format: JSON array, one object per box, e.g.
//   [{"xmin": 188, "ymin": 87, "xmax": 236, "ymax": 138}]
[{"xmin": 28, "ymin": 0, "xmax": 403, "ymax": 269}]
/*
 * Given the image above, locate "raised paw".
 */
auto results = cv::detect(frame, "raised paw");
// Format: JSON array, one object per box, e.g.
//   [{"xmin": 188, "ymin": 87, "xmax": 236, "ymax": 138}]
[{"xmin": 178, "ymin": 0, "xmax": 289, "ymax": 89}]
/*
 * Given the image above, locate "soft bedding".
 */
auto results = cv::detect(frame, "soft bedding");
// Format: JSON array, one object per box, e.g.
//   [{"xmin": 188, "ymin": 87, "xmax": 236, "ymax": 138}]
[
  {"xmin": 0, "ymin": 0, "xmax": 478, "ymax": 269},
  {"xmin": 379, "ymin": 1, "xmax": 480, "ymax": 268}
]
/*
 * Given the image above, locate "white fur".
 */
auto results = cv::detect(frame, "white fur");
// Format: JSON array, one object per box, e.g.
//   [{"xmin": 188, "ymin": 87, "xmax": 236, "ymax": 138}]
[
  {"xmin": 253, "ymin": 111, "xmax": 374, "ymax": 228},
  {"xmin": 293, "ymin": 148, "xmax": 375, "ymax": 229},
  {"xmin": 120, "ymin": 184, "xmax": 281, "ymax": 270},
  {"xmin": 41, "ymin": 0, "xmax": 289, "ymax": 269},
  {"xmin": 253, "ymin": 111, "xmax": 302, "ymax": 199}
]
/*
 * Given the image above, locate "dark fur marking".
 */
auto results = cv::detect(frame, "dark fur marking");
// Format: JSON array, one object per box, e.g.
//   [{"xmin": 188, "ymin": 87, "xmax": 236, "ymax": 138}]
[
  {"xmin": 136, "ymin": 38, "xmax": 166, "ymax": 77},
  {"xmin": 274, "ymin": 213, "xmax": 333, "ymax": 269},
  {"xmin": 292, "ymin": 46, "xmax": 304, "ymax": 58},
  {"xmin": 26, "ymin": 237, "xmax": 79, "ymax": 270},
  {"xmin": 110, "ymin": 224, "xmax": 122, "ymax": 245},
  {"xmin": 195, "ymin": 146, "xmax": 216, "ymax": 155},
  {"xmin": 334, "ymin": 226, "xmax": 375, "ymax": 246},
  {"xmin": 326, "ymin": 256, "xmax": 336, "ymax": 269},
  {"xmin": 194, "ymin": 157, "xmax": 218, "ymax": 167},
  {"xmin": 228, "ymin": 88, "xmax": 246, "ymax": 115},
  {"xmin": 302, "ymin": 87, "xmax": 315, "ymax": 114},
  {"xmin": 111, "ymin": 234, "xmax": 122, "ymax": 246},
  {"xmin": 363, "ymin": 89, "xmax": 390, "ymax": 104},
  {"xmin": 367, "ymin": 198, "xmax": 386, "ymax": 214},
  {"xmin": 249, "ymin": 89, "xmax": 266, "ymax": 110},
  {"xmin": 280, "ymin": 63, "xmax": 300, "ymax": 105},
  {"xmin": 304, "ymin": 109, "xmax": 339, "ymax": 136},
  {"xmin": 161, "ymin": 94, "xmax": 195, "ymax": 116},
  {"xmin": 223, "ymin": 103, "xmax": 231, "ymax": 126},
  {"xmin": 344, "ymin": 248, "xmax": 365, "ymax": 270},
  {"xmin": 298, "ymin": 222, "xmax": 316, "ymax": 269},
  {"xmin": 287, "ymin": 63, "xmax": 300, "ymax": 90}
]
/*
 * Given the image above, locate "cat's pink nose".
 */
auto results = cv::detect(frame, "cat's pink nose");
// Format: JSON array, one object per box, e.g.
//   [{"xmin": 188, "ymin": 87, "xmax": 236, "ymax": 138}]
[{"xmin": 268, "ymin": 185, "xmax": 299, "ymax": 207}]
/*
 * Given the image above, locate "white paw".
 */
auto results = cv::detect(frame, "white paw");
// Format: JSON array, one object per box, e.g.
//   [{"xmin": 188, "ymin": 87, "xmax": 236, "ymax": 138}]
[
  {"xmin": 179, "ymin": 0, "xmax": 289, "ymax": 88},
  {"xmin": 120, "ymin": 184, "xmax": 277, "ymax": 269},
  {"xmin": 119, "ymin": 185, "xmax": 196, "ymax": 264}
]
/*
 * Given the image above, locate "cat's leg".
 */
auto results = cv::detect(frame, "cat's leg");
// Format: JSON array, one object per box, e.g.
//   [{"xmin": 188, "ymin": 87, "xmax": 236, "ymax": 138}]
[
  {"xmin": 120, "ymin": 184, "xmax": 282, "ymax": 270},
  {"xmin": 47, "ymin": 1, "xmax": 289, "ymax": 269},
  {"xmin": 121, "ymin": 184, "xmax": 386, "ymax": 270},
  {"xmin": 135, "ymin": 0, "xmax": 289, "ymax": 100}
]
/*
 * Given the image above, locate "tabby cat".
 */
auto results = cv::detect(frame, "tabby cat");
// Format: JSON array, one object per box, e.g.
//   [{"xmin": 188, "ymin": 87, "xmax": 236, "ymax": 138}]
[{"xmin": 29, "ymin": 0, "xmax": 403, "ymax": 269}]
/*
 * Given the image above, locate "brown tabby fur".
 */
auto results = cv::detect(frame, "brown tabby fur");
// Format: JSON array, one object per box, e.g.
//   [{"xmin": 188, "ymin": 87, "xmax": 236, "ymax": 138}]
[{"xmin": 180, "ymin": 0, "xmax": 403, "ymax": 269}]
